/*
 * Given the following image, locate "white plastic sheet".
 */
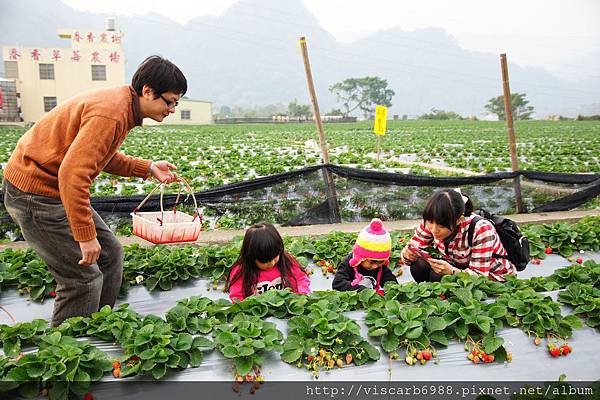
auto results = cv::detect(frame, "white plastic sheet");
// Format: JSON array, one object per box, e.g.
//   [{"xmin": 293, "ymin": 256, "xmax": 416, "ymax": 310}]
[{"xmin": 1, "ymin": 252, "xmax": 599, "ymax": 384}]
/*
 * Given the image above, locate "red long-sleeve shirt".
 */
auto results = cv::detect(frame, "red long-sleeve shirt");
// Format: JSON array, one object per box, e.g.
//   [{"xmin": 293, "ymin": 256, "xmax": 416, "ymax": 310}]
[
  {"xmin": 228, "ymin": 254, "xmax": 311, "ymax": 302},
  {"xmin": 407, "ymin": 215, "xmax": 516, "ymax": 281}
]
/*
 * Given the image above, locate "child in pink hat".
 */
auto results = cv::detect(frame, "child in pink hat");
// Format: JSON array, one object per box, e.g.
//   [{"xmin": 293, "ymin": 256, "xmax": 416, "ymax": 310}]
[{"xmin": 332, "ymin": 218, "xmax": 397, "ymax": 295}]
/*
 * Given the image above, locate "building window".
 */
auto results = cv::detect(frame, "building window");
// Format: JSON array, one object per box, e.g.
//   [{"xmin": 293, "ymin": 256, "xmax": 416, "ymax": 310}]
[
  {"xmin": 91, "ymin": 65, "xmax": 106, "ymax": 81},
  {"xmin": 43, "ymin": 96, "xmax": 57, "ymax": 112},
  {"xmin": 181, "ymin": 110, "xmax": 191, "ymax": 120},
  {"xmin": 4, "ymin": 61, "xmax": 18, "ymax": 79},
  {"xmin": 39, "ymin": 64, "xmax": 55, "ymax": 80}
]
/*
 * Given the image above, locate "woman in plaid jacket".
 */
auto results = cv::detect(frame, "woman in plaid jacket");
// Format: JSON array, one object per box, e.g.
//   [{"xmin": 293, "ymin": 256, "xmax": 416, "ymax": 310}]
[{"xmin": 401, "ymin": 189, "xmax": 516, "ymax": 282}]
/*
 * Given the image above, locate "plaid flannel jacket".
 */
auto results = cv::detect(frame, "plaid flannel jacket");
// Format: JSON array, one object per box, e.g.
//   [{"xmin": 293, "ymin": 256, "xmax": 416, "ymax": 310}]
[{"xmin": 407, "ymin": 215, "xmax": 516, "ymax": 281}]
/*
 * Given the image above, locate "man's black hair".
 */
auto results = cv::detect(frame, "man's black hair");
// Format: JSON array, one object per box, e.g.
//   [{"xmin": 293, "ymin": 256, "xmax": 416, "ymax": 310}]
[{"xmin": 131, "ymin": 55, "xmax": 187, "ymax": 97}]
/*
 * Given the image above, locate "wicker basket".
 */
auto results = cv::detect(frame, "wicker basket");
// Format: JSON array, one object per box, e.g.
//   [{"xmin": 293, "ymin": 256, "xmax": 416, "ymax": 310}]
[{"xmin": 131, "ymin": 178, "xmax": 203, "ymax": 244}]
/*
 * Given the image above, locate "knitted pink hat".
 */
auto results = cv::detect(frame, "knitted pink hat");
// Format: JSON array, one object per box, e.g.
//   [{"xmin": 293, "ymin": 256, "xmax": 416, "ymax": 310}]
[{"xmin": 349, "ymin": 218, "xmax": 391, "ymax": 268}]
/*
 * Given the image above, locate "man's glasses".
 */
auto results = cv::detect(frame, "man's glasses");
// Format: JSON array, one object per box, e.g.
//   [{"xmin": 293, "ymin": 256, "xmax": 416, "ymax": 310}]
[{"xmin": 160, "ymin": 95, "xmax": 179, "ymax": 109}]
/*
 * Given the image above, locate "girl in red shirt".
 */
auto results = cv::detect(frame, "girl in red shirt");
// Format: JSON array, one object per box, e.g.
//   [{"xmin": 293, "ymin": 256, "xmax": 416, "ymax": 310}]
[
  {"xmin": 226, "ymin": 222, "xmax": 311, "ymax": 302},
  {"xmin": 402, "ymin": 189, "xmax": 516, "ymax": 282}
]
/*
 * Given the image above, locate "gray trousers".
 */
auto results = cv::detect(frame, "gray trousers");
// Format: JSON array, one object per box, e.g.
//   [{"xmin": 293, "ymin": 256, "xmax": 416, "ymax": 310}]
[{"xmin": 3, "ymin": 180, "xmax": 123, "ymax": 327}]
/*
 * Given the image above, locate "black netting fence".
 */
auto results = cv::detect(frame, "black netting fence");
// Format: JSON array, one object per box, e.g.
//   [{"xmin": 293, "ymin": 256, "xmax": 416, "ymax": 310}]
[{"xmin": 1, "ymin": 165, "xmax": 598, "ymax": 240}]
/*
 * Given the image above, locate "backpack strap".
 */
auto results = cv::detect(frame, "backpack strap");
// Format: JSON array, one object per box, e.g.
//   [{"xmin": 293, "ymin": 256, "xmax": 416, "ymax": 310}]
[
  {"xmin": 467, "ymin": 215, "xmax": 483, "ymax": 247},
  {"xmin": 468, "ymin": 213, "xmax": 509, "ymax": 261}
]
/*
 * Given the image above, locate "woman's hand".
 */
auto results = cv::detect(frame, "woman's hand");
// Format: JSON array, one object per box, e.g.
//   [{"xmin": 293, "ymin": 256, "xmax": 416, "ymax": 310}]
[
  {"xmin": 401, "ymin": 245, "xmax": 419, "ymax": 263},
  {"xmin": 427, "ymin": 258, "xmax": 455, "ymax": 275}
]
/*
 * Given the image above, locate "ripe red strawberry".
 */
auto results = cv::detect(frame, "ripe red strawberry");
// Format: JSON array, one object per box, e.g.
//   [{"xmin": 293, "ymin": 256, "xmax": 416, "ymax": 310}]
[
  {"xmin": 439, "ymin": 294, "xmax": 446, "ymax": 300},
  {"xmin": 50, "ymin": 291, "xmax": 57, "ymax": 297},
  {"xmin": 422, "ymin": 350, "xmax": 432, "ymax": 361},
  {"xmin": 84, "ymin": 393, "xmax": 94, "ymax": 400},
  {"xmin": 576, "ymin": 257, "xmax": 583, "ymax": 264},
  {"xmin": 545, "ymin": 247, "xmax": 552, "ymax": 254},
  {"xmin": 327, "ymin": 266, "xmax": 334, "ymax": 273},
  {"xmin": 112, "ymin": 361, "xmax": 121, "ymax": 369},
  {"xmin": 531, "ymin": 258, "xmax": 541, "ymax": 265},
  {"xmin": 128, "ymin": 355, "xmax": 140, "ymax": 362},
  {"xmin": 549, "ymin": 347, "xmax": 561, "ymax": 357},
  {"xmin": 487, "ymin": 354, "xmax": 495, "ymax": 363},
  {"xmin": 561, "ymin": 345, "xmax": 571, "ymax": 356}
]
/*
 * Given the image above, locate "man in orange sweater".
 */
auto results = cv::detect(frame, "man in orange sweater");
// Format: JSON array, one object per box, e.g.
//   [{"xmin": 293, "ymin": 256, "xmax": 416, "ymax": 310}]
[{"xmin": 3, "ymin": 55, "xmax": 187, "ymax": 326}]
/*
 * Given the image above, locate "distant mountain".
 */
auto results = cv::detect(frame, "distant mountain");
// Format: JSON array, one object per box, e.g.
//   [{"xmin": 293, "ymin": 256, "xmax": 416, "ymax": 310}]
[{"xmin": 1, "ymin": 0, "xmax": 598, "ymax": 117}]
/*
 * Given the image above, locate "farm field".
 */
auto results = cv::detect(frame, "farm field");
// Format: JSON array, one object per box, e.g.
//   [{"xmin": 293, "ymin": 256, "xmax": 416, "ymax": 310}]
[
  {"xmin": 0, "ymin": 120, "xmax": 598, "ymax": 235},
  {"xmin": 0, "ymin": 217, "xmax": 599, "ymax": 394},
  {"xmin": 0, "ymin": 120, "xmax": 598, "ymax": 196}
]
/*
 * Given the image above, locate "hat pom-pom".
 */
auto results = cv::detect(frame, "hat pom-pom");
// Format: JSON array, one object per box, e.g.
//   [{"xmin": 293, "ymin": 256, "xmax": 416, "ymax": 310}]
[{"xmin": 370, "ymin": 218, "xmax": 383, "ymax": 232}]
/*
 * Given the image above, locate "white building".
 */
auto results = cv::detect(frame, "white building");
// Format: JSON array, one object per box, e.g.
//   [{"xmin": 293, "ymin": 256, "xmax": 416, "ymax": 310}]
[
  {"xmin": 3, "ymin": 19, "xmax": 213, "ymax": 125},
  {"xmin": 144, "ymin": 98, "xmax": 213, "ymax": 126},
  {"xmin": 2, "ymin": 22, "xmax": 126, "ymax": 123}
]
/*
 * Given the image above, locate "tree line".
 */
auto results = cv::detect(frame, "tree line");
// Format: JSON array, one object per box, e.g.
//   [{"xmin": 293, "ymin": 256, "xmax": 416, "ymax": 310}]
[{"xmin": 215, "ymin": 76, "xmax": 539, "ymax": 120}]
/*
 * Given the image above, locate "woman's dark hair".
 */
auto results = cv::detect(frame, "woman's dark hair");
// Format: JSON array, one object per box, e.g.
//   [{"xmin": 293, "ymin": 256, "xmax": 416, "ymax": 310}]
[
  {"xmin": 131, "ymin": 55, "xmax": 187, "ymax": 97},
  {"xmin": 226, "ymin": 222, "xmax": 298, "ymax": 299},
  {"xmin": 422, "ymin": 189, "xmax": 474, "ymax": 230}
]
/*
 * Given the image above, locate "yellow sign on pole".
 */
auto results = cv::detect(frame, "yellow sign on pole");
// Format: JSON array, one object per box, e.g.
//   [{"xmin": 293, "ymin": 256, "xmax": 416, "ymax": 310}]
[{"xmin": 374, "ymin": 105, "xmax": 387, "ymax": 135}]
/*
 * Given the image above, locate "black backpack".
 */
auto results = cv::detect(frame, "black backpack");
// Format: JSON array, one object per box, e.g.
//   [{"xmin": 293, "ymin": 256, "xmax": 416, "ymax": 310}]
[{"xmin": 467, "ymin": 209, "xmax": 530, "ymax": 271}]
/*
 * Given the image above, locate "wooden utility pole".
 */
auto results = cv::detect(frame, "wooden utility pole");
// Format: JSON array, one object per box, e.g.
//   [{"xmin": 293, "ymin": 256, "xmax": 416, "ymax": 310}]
[
  {"xmin": 298, "ymin": 36, "xmax": 341, "ymax": 223},
  {"xmin": 500, "ymin": 53, "xmax": 524, "ymax": 213}
]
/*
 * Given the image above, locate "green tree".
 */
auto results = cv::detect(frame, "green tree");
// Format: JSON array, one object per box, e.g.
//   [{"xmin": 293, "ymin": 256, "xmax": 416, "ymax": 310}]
[
  {"xmin": 287, "ymin": 98, "xmax": 312, "ymax": 118},
  {"xmin": 329, "ymin": 76, "xmax": 395, "ymax": 118},
  {"xmin": 485, "ymin": 93, "xmax": 534, "ymax": 120},
  {"xmin": 326, "ymin": 108, "xmax": 344, "ymax": 116},
  {"xmin": 418, "ymin": 108, "xmax": 463, "ymax": 120}
]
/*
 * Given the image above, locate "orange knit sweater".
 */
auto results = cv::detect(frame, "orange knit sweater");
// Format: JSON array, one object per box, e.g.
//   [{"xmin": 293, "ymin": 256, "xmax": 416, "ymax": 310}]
[{"xmin": 4, "ymin": 86, "xmax": 152, "ymax": 242}]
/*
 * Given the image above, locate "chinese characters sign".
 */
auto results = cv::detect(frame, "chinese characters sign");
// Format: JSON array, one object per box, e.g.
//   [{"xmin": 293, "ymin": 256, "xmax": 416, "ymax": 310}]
[{"xmin": 3, "ymin": 47, "xmax": 122, "ymax": 64}]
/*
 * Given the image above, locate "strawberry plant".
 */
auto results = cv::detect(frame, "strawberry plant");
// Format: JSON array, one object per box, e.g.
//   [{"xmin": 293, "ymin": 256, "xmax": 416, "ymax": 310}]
[
  {"xmin": 496, "ymin": 288, "xmax": 584, "ymax": 339},
  {"xmin": 200, "ymin": 239, "xmax": 242, "ymax": 282},
  {"xmin": 311, "ymin": 231, "xmax": 355, "ymax": 266},
  {"xmin": 85, "ymin": 304, "xmax": 143, "ymax": 343},
  {"xmin": 53, "ymin": 304, "xmax": 144, "ymax": 346},
  {"xmin": 504, "ymin": 275, "xmax": 561, "ymax": 292},
  {"xmin": 463, "ymin": 334, "xmax": 509, "ymax": 364},
  {"xmin": 213, "ymin": 313, "xmax": 282, "ymax": 380},
  {"xmin": 383, "ymin": 281, "xmax": 447, "ymax": 303},
  {"xmin": 122, "ymin": 245, "xmax": 206, "ymax": 292},
  {"xmin": 227, "ymin": 289, "xmax": 308, "ymax": 319},
  {"xmin": 0, "ymin": 319, "xmax": 47, "ymax": 357},
  {"xmin": 0, "ymin": 248, "xmax": 55, "ymax": 301},
  {"xmin": 557, "ymin": 282, "xmax": 600, "ymax": 328},
  {"xmin": 281, "ymin": 299, "xmax": 379, "ymax": 378},
  {"xmin": 549, "ymin": 261, "xmax": 600, "ymax": 288},
  {"xmin": 0, "ymin": 332, "xmax": 112, "ymax": 400},
  {"xmin": 521, "ymin": 216, "xmax": 600, "ymax": 259},
  {"xmin": 367, "ymin": 274, "xmax": 514, "ymax": 363},
  {"xmin": 119, "ymin": 316, "xmax": 213, "ymax": 380},
  {"xmin": 166, "ymin": 296, "xmax": 228, "ymax": 334}
]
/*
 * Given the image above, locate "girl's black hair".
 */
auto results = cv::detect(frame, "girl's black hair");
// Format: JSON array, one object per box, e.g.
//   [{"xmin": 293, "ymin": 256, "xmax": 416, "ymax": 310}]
[
  {"xmin": 131, "ymin": 55, "xmax": 187, "ymax": 97},
  {"xmin": 225, "ymin": 222, "xmax": 298, "ymax": 299},
  {"xmin": 422, "ymin": 188, "xmax": 474, "ymax": 230}
]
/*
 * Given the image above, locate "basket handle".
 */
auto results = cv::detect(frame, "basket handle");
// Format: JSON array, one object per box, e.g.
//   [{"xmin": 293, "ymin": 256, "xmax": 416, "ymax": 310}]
[
  {"xmin": 132, "ymin": 176, "xmax": 203, "ymax": 226},
  {"xmin": 176, "ymin": 176, "xmax": 203, "ymax": 224}
]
